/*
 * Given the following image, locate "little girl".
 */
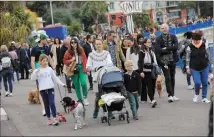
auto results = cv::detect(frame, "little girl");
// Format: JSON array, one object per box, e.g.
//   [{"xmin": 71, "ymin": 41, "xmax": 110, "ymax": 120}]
[{"xmin": 31, "ymin": 54, "xmax": 66, "ymax": 126}]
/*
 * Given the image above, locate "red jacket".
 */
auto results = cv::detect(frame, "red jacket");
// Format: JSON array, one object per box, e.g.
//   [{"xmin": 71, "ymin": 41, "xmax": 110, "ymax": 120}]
[{"xmin": 63, "ymin": 48, "xmax": 87, "ymax": 73}]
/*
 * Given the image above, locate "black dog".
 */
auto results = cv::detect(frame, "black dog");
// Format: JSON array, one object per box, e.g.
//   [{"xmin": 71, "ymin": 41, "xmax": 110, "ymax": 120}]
[{"xmin": 60, "ymin": 97, "xmax": 75, "ymax": 113}]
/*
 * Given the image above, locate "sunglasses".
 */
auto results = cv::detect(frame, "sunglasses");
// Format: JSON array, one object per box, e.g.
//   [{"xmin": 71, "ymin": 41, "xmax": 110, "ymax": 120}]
[{"xmin": 71, "ymin": 41, "xmax": 77, "ymax": 44}]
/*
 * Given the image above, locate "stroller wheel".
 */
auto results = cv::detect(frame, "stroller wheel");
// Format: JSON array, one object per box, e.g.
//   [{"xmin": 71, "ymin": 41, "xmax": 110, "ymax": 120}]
[
  {"xmin": 107, "ymin": 117, "xmax": 111, "ymax": 126},
  {"xmin": 121, "ymin": 114, "xmax": 125, "ymax": 121},
  {"xmin": 126, "ymin": 111, "xmax": 130, "ymax": 124}
]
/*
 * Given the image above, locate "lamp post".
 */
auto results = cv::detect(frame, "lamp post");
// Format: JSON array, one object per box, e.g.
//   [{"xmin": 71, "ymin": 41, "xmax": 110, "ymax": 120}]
[{"xmin": 50, "ymin": 1, "xmax": 54, "ymax": 25}]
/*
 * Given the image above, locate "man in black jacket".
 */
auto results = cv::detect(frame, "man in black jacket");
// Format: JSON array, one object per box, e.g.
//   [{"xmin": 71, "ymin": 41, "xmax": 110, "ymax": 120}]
[
  {"xmin": 82, "ymin": 35, "xmax": 95, "ymax": 90},
  {"xmin": 155, "ymin": 24, "xmax": 179, "ymax": 103},
  {"xmin": 15, "ymin": 42, "xmax": 29, "ymax": 79}
]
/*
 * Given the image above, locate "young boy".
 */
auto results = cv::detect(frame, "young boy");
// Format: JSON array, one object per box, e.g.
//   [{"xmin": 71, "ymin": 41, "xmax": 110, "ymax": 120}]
[{"xmin": 124, "ymin": 60, "xmax": 142, "ymax": 120}]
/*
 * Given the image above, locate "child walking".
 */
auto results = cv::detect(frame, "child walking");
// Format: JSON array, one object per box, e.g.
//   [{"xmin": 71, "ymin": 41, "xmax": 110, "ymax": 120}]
[
  {"xmin": 31, "ymin": 54, "xmax": 66, "ymax": 125},
  {"xmin": 124, "ymin": 60, "xmax": 142, "ymax": 120}
]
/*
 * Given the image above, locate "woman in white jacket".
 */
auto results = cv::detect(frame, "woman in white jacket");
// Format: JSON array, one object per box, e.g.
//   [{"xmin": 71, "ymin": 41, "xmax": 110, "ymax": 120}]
[
  {"xmin": 86, "ymin": 38, "xmax": 113, "ymax": 119},
  {"xmin": 126, "ymin": 38, "xmax": 140, "ymax": 72}
]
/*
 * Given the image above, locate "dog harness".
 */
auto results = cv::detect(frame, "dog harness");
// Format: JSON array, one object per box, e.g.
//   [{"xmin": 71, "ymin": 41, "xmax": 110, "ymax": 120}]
[{"xmin": 69, "ymin": 102, "xmax": 79, "ymax": 111}]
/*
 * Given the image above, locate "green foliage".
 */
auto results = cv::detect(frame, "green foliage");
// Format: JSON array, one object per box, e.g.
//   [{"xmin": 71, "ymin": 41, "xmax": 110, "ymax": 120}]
[
  {"xmin": 26, "ymin": 1, "xmax": 48, "ymax": 17},
  {"xmin": 67, "ymin": 20, "xmax": 82, "ymax": 36},
  {"xmin": 0, "ymin": 2, "xmax": 32, "ymax": 45},
  {"xmin": 151, "ymin": 22, "xmax": 159, "ymax": 28},
  {"xmin": 178, "ymin": 1, "xmax": 196, "ymax": 9},
  {"xmin": 43, "ymin": 8, "xmax": 73, "ymax": 26},
  {"xmin": 80, "ymin": 1, "xmax": 108, "ymax": 23},
  {"xmin": 133, "ymin": 10, "xmax": 150, "ymax": 30}
]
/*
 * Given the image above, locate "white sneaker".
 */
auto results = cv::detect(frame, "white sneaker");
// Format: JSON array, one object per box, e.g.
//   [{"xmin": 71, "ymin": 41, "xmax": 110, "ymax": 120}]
[
  {"xmin": 173, "ymin": 96, "xmax": 179, "ymax": 101},
  {"xmin": 193, "ymin": 95, "xmax": 199, "ymax": 103},
  {"xmin": 168, "ymin": 96, "xmax": 174, "ymax": 103},
  {"xmin": 42, "ymin": 109, "xmax": 46, "ymax": 116},
  {"xmin": 202, "ymin": 98, "xmax": 211, "ymax": 104},
  {"xmin": 83, "ymin": 98, "xmax": 89, "ymax": 106},
  {"xmin": 187, "ymin": 85, "xmax": 194, "ymax": 90},
  {"xmin": 9, "ymin": 93, "xmax": 12, "ymax": 97},
  {"xmin": 5, "ymin": 92, "xmax": 9, "ymax": 97}
]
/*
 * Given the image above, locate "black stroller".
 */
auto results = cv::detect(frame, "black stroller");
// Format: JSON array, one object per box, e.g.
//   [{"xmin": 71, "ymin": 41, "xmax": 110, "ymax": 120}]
[{"xmin": 96, "ymin": 66, "xmax": 130, "ymax": 126}]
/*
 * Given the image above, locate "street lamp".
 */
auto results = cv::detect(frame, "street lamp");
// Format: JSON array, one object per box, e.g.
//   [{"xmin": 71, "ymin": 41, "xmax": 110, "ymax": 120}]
[{"xmin": 50, "ymin": 1, "xmax": 54, "ymax": 25}]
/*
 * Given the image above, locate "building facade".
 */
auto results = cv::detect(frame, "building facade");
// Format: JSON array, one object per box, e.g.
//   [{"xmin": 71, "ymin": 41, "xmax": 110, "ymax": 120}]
[{"xmin": 106, "ymin": 1, "xmax": 189, "ymax": 27}]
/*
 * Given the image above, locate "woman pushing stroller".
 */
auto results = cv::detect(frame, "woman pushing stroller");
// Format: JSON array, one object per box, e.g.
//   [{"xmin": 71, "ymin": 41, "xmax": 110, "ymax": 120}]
[{"xmin": 86, "ymin": 38, "xmax": 113, "ymax": 118}]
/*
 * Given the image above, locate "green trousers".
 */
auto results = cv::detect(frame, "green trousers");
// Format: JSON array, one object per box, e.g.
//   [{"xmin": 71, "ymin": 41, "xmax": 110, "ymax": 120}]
[{"xmin": 71, "ymin": 64, "xmax": 88, "ymax": 101}]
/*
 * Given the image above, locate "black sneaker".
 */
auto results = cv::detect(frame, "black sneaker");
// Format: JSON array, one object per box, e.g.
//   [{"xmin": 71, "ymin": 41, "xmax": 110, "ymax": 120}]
[
  {"xmin": 88, "ymin": 87, "xmax": 93, "ymax": 91},
  {"xmin": 133, "ymin": 116, "xmax": 139, "ymax": 120},
  {"xmin": 151, "ymin": 100, "xmax": 157, "ymax": 108},
  {"xmin": 68, "ymin": 88, "xmax": 72, "ymax": 93}
]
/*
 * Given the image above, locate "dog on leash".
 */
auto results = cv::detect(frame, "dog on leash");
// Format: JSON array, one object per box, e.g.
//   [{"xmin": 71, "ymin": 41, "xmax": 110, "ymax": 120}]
[
  {"xmin": 61, "ymin": 97, "xmax": 86, "ymax": 130},
  {"xmin": 156, "ymin": 75, "xmax": 163, "ymax": 98},
  {"xmin": 28, "ymin": 89, "xmax": 40, "ymax": 104}
]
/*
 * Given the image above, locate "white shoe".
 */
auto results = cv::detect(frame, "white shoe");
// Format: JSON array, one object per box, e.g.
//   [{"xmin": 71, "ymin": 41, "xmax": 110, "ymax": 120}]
[
  {"xmin": 9, "ymin": 93, "xmax": 13, "ymax": 97},
  {"xmin": 42, "ymin": 109, "xmax": 46, "ymax": 116},
  {"xmin": 173, "ymin": 96, "xmax": 179, "ymax": 101},
  {"xmin": 168, "ymin": 96, "xmax": 174, "ymax": 103},
  {"xmin": 83, "ymin": 98, "xmax": 89, "ymax": 106},
  {"xmin": 193, "ymin": 95, "xmax": 199, "ymax": 103},
  {"xmin": 187, "ymin": 85, "xmax": 194, "ymax": 90},
  {"xmin": 5, "ymin": 92, "xmax": 9, "ymax": 97},
  {"xmin": 202, "ymin": 98, "xmax": 211, "ymax": 104},
  {"xmin": 141, "ymin": 101, "xmax": 147, "ymax": 104}
]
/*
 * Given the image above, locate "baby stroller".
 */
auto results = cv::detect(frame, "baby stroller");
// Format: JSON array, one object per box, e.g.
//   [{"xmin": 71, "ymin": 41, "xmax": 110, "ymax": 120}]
[{"xmin": 96, "ymin": 66, "xmax": 130, "ymax": 126}]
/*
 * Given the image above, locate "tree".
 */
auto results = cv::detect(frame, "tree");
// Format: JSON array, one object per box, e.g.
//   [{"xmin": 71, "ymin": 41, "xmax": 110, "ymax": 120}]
[
  {"xmin": 132, "ymin": 9, "xmax": 150, "ymax": 30},
  {"xmin": 179, "ymin": 1, "xmax": 213, "ymax": 18},
  {"xmin": 0, "ymin": 2, "xmax": 33, "ymax": 45},
  {"xmin": 43, "ymin": 8, "xmax": 73, "ymax": 26},
  {"xmin": 80, "ymin": 1, "xmax": 108, "ymax": 24},
  {"xmin": 26, "ymin": 1, "xmax": 48, "ymax": 17},
  {"xmin": 67, "ymin": 20, "xmax": 82, "ymax": 36}
]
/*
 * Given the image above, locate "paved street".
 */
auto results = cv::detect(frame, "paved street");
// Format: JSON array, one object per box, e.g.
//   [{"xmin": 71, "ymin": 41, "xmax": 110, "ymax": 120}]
[{"xmin": 1, "ymin": 69, "xmax": 212, "ymax": 136}]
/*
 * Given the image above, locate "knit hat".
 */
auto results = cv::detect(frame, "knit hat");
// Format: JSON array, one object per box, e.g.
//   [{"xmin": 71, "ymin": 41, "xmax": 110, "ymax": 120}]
[{"xmin": 35, "ymin": 30, "xmax": 49, "ymax": 43}]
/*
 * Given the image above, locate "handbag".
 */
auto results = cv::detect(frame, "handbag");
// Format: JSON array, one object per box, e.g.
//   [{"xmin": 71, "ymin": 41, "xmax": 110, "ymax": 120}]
[
  {"xmin": 151, "ymin": 64, "xmax": 162, "ymax": 79},
  {"xmin": 63, "ymin": 60, "xmax": 76, "ymax": 77}
]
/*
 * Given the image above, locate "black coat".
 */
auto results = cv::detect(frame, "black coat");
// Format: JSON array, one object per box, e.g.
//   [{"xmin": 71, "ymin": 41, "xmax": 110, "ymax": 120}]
[
  {"xmin": 82, "ymin": 42, "xmax": 95, "ymax": 58},
  {"xmin": 155, "ymin": 34, "xmax": 179, "ymax": 66},
  {"xmin": 59, "ymin": 45, "xmax": 68, "ymax": 65}
]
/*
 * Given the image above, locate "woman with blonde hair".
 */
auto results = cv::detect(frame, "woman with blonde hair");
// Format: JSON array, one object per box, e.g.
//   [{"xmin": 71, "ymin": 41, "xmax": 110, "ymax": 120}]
[{"xmin": 0, "ymin": 45, "xmax": 15, "ymax": 97}]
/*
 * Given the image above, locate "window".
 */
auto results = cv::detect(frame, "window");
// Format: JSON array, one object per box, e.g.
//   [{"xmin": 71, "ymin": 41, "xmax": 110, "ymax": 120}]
[
  {"xmin": 166, "ymin": 1, "xmax": 178, "ymax": 7},
  {"xmin": 109, "ymin": 2, "xmax": 114, "ymax": 9},
  {"xmin": 156, "ymin": 1, "xmax": 160, "ymax": 7},
  {"xmin": 168, "ymin": 11, "xmax": 181, "ymax": 19},
  {"xmin": 111, "ymin": 15, "xmax": 116, "ymax": 20}
]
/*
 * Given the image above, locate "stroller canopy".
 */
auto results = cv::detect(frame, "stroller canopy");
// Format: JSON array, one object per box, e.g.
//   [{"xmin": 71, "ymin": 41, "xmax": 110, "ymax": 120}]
[{"xmin": 96, "ymin": 66, "xmax": 124, "ymax": 88}]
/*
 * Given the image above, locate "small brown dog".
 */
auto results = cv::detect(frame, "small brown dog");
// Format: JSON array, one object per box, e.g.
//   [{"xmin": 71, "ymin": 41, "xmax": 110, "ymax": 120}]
[
  {"xmin": 28, "ymin": 89, "xmax": 41, "ymax": 104},
  {"xmin": 156, "ymin": 75, "xmax": 163, "ymax": 98}
]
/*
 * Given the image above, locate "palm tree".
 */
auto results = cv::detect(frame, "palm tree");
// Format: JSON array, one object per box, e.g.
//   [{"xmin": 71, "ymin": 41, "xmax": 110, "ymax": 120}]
[{"xmin": 0, "ymin": 1, "xmax": 33, "ymax": 45}]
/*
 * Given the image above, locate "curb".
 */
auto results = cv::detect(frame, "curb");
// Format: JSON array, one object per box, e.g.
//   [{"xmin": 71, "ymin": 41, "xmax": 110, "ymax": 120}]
[{"xmin": 1, "ymin": 107, "xmax": 8, "ymax": 121}]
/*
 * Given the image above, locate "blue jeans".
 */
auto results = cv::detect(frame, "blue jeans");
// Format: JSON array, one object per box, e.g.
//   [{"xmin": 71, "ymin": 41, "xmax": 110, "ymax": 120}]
[
  {"xmin": 12, "ymin": 70, "xmax": 20, "ymax": 82},
  {"xmin": 40, "ymin": 89, "xmax": 57, "ymax": 118},
  {"xmin": 191, "ymin": 66, "xmax": 209, "ymax": 99},
  {"xmin": 2, "ymin": 71, "xmax": 13, "ymax": 93},
  {"xmin": 127, "ymin": 92, "xmax": 139, "ymax": 117}
]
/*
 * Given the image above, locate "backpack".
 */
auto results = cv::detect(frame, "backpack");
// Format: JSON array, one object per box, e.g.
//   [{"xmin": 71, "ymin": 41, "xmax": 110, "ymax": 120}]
[{"xmin": 1, "ymin": 56, "xmax": 11, "ymax": 68}]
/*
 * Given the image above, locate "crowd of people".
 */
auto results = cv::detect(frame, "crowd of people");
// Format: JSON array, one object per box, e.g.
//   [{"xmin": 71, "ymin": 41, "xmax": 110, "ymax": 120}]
[{"xmin": 0, "ymin": 23, "xmax": 213, "ymax": 127}]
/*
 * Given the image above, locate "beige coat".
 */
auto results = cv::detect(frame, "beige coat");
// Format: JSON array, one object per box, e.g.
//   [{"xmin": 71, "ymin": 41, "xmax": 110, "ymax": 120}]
[{"xmin": 51, "ymin": 44, "xmax": 61, "ymax": 66}]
